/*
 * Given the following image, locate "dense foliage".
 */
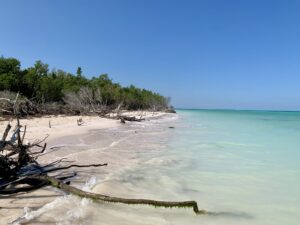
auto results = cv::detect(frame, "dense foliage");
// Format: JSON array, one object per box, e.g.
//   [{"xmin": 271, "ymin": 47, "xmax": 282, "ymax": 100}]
[{"xmin": 0, "ymin": 56, "xmax": 171, "ymax": 112}]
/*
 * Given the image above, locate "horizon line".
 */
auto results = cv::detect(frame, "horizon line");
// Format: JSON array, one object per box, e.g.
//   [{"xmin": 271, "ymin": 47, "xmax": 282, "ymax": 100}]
[{"xmin": 175, "ymin": 108, "xmax": 300, "ymax": 113}]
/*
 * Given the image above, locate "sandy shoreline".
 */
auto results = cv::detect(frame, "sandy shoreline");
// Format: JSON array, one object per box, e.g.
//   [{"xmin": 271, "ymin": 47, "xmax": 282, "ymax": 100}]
[{"xmin": 0, "ymin": 111, "xmax": 170, "ymax": 225}]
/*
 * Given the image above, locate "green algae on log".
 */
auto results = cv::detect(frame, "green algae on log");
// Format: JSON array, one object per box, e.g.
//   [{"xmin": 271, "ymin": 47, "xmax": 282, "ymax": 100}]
[{"xmin": 36, "ymin": 174, "xmax": 208, "ymax": 215}]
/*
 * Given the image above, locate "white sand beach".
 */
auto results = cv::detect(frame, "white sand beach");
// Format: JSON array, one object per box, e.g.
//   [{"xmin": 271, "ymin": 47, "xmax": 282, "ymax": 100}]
[{"xmin": 0, "ymin": 111, "xmax": 171, "ymax": 224}]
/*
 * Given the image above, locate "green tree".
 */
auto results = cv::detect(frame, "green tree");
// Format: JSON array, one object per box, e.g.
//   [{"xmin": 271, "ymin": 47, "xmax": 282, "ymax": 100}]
[
  {"xmin": 23, "ymin": 60, "xmax": 49, "ymax": 101},
  {"xmin": 0, "ymin": 57, "xmax": 22, "ymax": 91},
  {"xmin": 76, "ymin": 67, "xmax": 82, "ymax": 77},
  {"xmin": 0, "ymin": 56, "xmax": 170, "ymax": 111}
]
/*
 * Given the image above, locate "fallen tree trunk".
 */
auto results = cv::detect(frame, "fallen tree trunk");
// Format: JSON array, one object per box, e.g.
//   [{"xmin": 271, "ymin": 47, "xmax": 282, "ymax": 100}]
[{"xmin": 35, "ymin": 174, "xmax": 208, "ymax": 215}]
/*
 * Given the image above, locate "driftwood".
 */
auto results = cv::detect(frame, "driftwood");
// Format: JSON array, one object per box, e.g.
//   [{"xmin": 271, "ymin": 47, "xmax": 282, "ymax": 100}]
[
  {"xmin": 77, "ymin": 118, "xmax": 84, "ymax": 126},
  {"xmin": 120, "ymin": 117, "xmax": 126, "ymax": 124},
  {"xmin": 0, "ymin": 119, "xmax": 209, "ymax": 221},
  {"xmin": 99, "ymin": 113, "xmax": 145, "ymax": 122},
  {"xmin": 119, "ymin": 115, "xmax": 145, "ymax": 122},
  {"xmin": 0, "ymin": 92, "xmax": 38, "ymax": 116},
  {"xmin": 36, "ymin": 174, "xmax": 207, "ymax": 214}
]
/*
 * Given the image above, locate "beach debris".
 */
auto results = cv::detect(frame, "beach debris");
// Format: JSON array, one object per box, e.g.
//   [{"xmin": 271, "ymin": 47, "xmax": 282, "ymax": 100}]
[
  {"xmin": 0, "ymin": 91, "xmax": 38, "ymax": 116},
  {"xmin": 1, "ymin": 123, "xmax": 11, "ymax": 142},
  {"xmin": 0, "ymin": 119, "xmax": 208, "ymax": 222},
  {"xmin": 77, "ymin": 118, "xmax": 84, "ymax": 126},
  {"xmin": 120, "ymin": 117, "xmax": 126, "ymax": 124},
  {"xmin": 118, "ymin": 115, "xmax": 145, "ymax": 122}
]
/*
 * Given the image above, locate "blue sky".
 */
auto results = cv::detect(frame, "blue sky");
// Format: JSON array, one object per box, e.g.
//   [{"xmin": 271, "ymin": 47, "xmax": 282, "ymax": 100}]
[{"xmin": 1, "ymin": 0, "xmax": 300, "ymax": 110}]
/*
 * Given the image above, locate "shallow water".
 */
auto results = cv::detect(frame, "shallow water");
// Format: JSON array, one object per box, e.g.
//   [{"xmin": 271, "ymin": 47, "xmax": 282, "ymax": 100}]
[{"xmin": 21, "ymin": 110, "xmax": 300, "ymax": 225}]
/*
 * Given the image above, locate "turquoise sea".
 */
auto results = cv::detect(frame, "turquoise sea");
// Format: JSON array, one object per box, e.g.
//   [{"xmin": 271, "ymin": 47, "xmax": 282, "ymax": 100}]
[
  {"xmin": 164, "ymin": 109, "xmax": 300, "ymax": 224},
  {"xmin": 22, "ymin": 109, "xmax": 300, "ymax": 225}
]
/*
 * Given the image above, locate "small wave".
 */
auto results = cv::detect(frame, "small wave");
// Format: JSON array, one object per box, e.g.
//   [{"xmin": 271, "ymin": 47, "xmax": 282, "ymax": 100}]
[
  {"xmin": 11, "ymin": 196, "xmax": 68, "ymax": 225},
  {"xmin": 82, "ymin": 176, "xmax": 98, "ymax": 191},
  {"xmin": 146, "ymin": 114, "xmax": 179, "ymax": 124},
  {"xmin": 11, "ymin": 177, "xmax": 98, "ymax": 225}
]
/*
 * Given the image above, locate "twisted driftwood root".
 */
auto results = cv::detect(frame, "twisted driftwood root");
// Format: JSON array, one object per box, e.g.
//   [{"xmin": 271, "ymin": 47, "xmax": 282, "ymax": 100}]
[{"xmin": 35, "ymin": 175, "xmax": 208, "ymax": 215}]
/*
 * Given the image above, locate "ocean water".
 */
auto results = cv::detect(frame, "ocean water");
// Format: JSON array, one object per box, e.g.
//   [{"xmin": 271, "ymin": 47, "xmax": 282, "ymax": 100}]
[
  {"xmin": 162, "ymin": 109, "xmax": 300, "ymax": 225},
  {"xmin": 21, "ymin": 110, "xmax": 300, "ymax": 225}
]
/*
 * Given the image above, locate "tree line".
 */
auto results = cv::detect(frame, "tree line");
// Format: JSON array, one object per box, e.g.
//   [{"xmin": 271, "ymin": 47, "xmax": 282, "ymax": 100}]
[{"xmin": 0, "ymin": 56, "xmax": 173, "ymax": 115}]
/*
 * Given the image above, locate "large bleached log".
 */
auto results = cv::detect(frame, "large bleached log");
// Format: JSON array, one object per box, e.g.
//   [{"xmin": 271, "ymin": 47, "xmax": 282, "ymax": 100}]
[{"xmin": 118, "ymin": 115, "xmax": 145, "ymax": 122}]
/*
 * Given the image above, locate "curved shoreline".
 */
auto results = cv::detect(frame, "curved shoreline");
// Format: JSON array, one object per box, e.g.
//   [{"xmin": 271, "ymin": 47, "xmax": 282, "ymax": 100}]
[{"xmin": 0, "ymin": 112, "xmax": 172, "ymax": 224}]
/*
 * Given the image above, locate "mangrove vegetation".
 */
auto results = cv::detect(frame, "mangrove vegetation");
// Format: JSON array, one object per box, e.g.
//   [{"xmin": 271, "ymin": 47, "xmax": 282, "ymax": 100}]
[{"xmin": 0, "ymin": 56, "xmax": 173, "ymax": 116}]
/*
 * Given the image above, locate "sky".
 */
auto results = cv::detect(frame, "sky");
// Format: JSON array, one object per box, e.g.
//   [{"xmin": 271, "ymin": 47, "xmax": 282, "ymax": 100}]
[{"xmin": 1, "ymin": 0, "xmax": 300, "ymax": 110}]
